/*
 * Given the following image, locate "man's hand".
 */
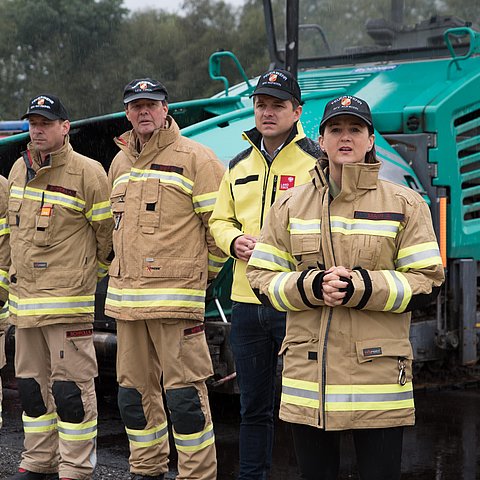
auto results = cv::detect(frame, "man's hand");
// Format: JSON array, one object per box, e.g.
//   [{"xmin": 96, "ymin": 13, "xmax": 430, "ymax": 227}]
[{"xmin": 233, "ymin": 234, "xmax": 257, "ymax": 261}]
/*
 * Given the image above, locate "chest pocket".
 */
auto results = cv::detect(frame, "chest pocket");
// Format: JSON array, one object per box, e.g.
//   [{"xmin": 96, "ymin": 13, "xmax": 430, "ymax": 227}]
[
  {"xmin": 111, "ymin": 184, "xmax": 127, "ymax": 232},
  {"xmin": 291, "ymin": 234, "xmax": 322, "ymax": 270},
  {"xmin": 139, "ymin": 178, "xmax": 161, "ymax": 234},
  {"xmin": 8, "ymin": 199, "xmax": 22, "ymax": 228},
  {"xmin": 33, "ymin": 203, "xmax": 55, "ymax": 247}
]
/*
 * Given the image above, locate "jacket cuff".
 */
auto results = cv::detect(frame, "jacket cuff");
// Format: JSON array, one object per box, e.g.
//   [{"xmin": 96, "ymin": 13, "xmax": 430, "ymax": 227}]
[{"xmin": 297, "ymin": 269, "xmax": 325, "ymax": 308}]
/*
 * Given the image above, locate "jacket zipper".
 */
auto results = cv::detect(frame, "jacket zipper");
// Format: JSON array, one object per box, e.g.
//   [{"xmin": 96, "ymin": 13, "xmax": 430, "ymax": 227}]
[{"xmin": 270, "ymin": 175, "xmax": 278, "ymax": 206}]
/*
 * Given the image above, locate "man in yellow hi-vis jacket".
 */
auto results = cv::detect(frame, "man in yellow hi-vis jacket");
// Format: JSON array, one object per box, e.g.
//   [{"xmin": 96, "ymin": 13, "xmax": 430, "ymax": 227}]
[
  {"xmin": 7, "ymin": 94, "xmax": 114, "ymax": 480},
  {"xmin": 105, "ymin": 78, "xmax": 227, "ymax": 480}
]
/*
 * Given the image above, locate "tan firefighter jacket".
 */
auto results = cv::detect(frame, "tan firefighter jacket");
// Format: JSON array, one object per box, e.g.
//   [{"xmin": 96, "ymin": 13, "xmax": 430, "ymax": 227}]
[
  {"xmin": 8, "ymin": 138, "xmax": 114, "ymax": 328},
  {"xmin": 0, "ymin": 175, "xmax": 10, "ymax": 325},
  {"xmin": 209, "ymin": 121, "xmax": 321, "ymax": 304},
  {"xmin": 105, "ymin": 116, "xmax": 227, "ymax": 322},
  {"xmin": 247, "ymin": 161, "xmax": 445, "ymax": 430}
]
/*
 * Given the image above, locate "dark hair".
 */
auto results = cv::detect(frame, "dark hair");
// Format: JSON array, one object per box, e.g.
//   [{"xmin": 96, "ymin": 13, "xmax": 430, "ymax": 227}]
[{"xmin": 253, "ymin": 95, "xmax": 300, "ymax": 110}]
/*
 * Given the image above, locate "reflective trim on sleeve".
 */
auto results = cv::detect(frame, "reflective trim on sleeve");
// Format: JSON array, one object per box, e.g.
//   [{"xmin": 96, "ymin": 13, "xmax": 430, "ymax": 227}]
[
  {"xmin": 10, "ymin": 185, "xmax": 25, "ymax": 200},
  {"xmin": 86, "ymin": 201, "xmax": 113, "ymax": 222},
  {"xmin": 268, "ymin": 272, "xmax": 301, "ymax": 312},
  {"xmin": 281, "ymin": 376, "xmax": 320, "ymax": 409},
  {"xmin": 126, "ymin": 422, "xmax": 169, "ymax": 448},
  {"xmin": 325, "ymin": 382, "xmax": 414, "ymax": 412},
  {"xmin": 9, "ymin": 294, "xmax": 95, "ymax": 316},
  {"xmin": 0, "ymin": 269, "xmax": 9, "ymax": 291},
  {"xmin": 0, "ymin": 218, "xmax": 10, "ymax": 236},
  {"xmin": 395, "ymin": 241, "xmax": 443, "ymax": 271},
  {"xmin": 330, "ymin": 216, "xmax": 400, "ymax": 238},
  {"xmin": 97, "ymin": 261, "xmax": 109, "ymax": 279},
  {"xmin": 288, "ymin": 217, "xmax": 321, "ymax": 234},
  {"xmin": 208, "ymin": 253, "xmax": 227, "ymax": 273},
  {"xmin": 112, "ymin": 173, "xmax": 130, "ymax": 190},
  {"xmin": 0, "ymin": 301, "xmax": 8, "ymax": 320},
  {"xmin": 173, "ymin": 423, "xmax": 215, "ymax": 453},
  {"xmin": 381, "ymin": 270, "xmax": 412, "ymax": 313},
  {"xmin": 22, "ymin": 412, "xmax": 58, "ymax": 433},
  {"xmin": 106, "ymin": 287, "xmax": 205, "ymax": 309},
  {"xmin": 249, "ymin": 242, "xmax": 296, "ymax": 272},
  {"xmin": 193, "ymin": 192, "xmax": 217, "ymax": 214},
  {"xmin": 58, "ymin": 418, "xmax": 97, "ymax": 441}
]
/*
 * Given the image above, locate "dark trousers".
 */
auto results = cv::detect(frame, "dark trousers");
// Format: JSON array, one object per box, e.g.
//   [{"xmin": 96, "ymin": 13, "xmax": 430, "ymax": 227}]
[
  {"xmin": 230, "ymin": 301, "xmax": 286, "ymax": 480},
  {"xmin": 291, "ymin": 423, "xmax": 404, "ymax": 480}
]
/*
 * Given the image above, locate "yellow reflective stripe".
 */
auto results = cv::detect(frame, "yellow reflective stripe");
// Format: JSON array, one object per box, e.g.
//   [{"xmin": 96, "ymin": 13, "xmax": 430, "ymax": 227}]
[
  {"xmin": 106, "ymin": 287, "xmax": 205, "ymax": 308},
  {"xmin": 193, "ymin": 191, "xmax": 217, "ymax": 213},
  {"xmin": 86, "ymin": 200, "xmax": 113, "ymax": 222},
  {"xmin": 174, "ymin": 423, "xmax": 215, "ymax": 452},
  {"xmin": 395, "ymin": 241, "xmax": 442, "ymax": 271},
  {"xmin": 249, "ymin": 242, "xmax": 296, "ymax": 272},
  {"xmin": 10, "ymin": 185, "xmax": 24, "ymax": 199},
  {"xmin": 268, "ymin": 272, "xmax": 301, "ymax": 312},
  {"xmin": 0, "ymin": 218, "xmax": 10, "ymax": 236},
  {"xmin": 381, "ymin": 270, "xmax": 412, "ymax": 313},
  {"xmin": 23, "ymin": 186, "xmax": 85, "ymax": 211},
  {"xmin": 0, "ymin": 301, "xmax": 8, "ymax": 320},
  {"xmin": 325, "ymin": 382, "xmax": 414, "ymax": 412},
  {"xmin": 0, "ymin": 269, "xmax": 9, "ymax": 290},
  {"xmin": 288, "ymin": 217, "xmax": 321, "ymax": 234},
  {"xmin": 9, "ymin": 294, "xmax": 95, "ymax": 316},
  {"xmin": 330, "ymin": 216, "xmax": 399, "ymax": 238},
  {"xmin": 57, "ymin": 418, "xmax": 97, "ymax": 441},
  {"xmin": 129, "ymin": 167, "xmax": 193, "ymax": 194},
  {"xmin": 281, "ymin": 376, "xmax": 319, "ymax": 409},
  {"xmin": 113, "ymin": 173, "xmax": 130, "ymax": 189},
  {"xmin": 208, "ymin": 253, "xmax": 227, "ymax": 273},
  {"xmin": 126, "ymin": 422, "xmax": 169, "ymax": 448},
  {"xmin": 97, "ymin": 261, "xmax": 109, "ymax": 278},
  {"xmin": 22, "ymin": 412, "xmax": 57, "ymax": 433}
]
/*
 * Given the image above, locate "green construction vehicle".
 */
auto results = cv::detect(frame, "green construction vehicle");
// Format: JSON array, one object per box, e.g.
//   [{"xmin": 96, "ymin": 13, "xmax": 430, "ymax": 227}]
[{"xmin": 2, "ymin": 0, "xmax": 479, "ymax": 393}]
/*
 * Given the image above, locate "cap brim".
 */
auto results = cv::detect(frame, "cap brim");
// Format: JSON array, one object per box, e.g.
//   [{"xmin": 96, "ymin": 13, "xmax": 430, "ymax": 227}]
[
  {"xmin": 250, "ymin": 87, "xmax": 294, "ymax": 101},
  {"xmin": 21, "ymin": 110, "xmax": 64, "ymax": 121},
  {"xmin": 124, "ymin": 92, "xmax": 166, "ymax": 104},
  {"xmin": 320, "ymin": 111, "xmax": 372, "ymax": 129}
]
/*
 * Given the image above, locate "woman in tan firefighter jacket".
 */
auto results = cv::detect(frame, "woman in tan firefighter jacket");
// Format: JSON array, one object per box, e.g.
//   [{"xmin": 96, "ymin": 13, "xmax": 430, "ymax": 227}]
[
  {"xmin": 7, "ymin": 94, "xmax": 114, "ymax": 480},
  {"xmin": 105, "ymin": 78, "xmax": 227, "ymax": 480},
  {"xmin": 246, "ymin": 96, "xmax": 445, "ymax": 480}
]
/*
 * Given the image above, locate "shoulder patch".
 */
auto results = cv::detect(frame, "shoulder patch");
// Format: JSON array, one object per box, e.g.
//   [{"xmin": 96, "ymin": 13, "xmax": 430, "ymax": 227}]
[{"xmin": 229, "ymin": 147, "xmax": 253, "ymax": 170}]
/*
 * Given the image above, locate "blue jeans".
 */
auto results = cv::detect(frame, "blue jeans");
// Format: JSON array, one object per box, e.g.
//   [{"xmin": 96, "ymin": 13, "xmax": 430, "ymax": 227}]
[{"xmin": 230, "ymin": 301, "xmax": 286, "ymax": 480}]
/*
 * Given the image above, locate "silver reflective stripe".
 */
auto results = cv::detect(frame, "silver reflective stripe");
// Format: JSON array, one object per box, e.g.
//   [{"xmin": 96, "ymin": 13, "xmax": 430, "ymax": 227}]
[
  {"xmin": 107, "ymin": 292, "xmax": 204, "ymax": 303},
  {"xmin": 283, "ymin": 385, "xmax": 318, "ymax": 400},
  {"xmin": 127, "ymin": 424, "xmax": 168, "ymax": 443},
  {"xmin": 250, "ymin": 249, "xmax": 295, "ymax": 271},
  {"xmin": 11, "ymin": 300, "xmax": 95, "ymax": 312},
  {"xmin": 331, "ymin": 219, "xmax": 398, "ymax": 234},
  {"xmin": 129, "ymin": 170, "xmax": 193, "ymax": 193},
  {"xmin": 395, "ymin": 248, "xmax": 439, "ymax": 268},
  {"xmin": 194, "ymin": 198, "xmax": 216, "ymax": 210},
  {"xmin": 326, "ymin": 390, "xmax": 413, "ymax": 403},
  {"xmin": 289, "ymin": 222, "xmax": 321, "ymax": 233},
  {"xmin": 23, "ymin": 417, "xmax": 57, "ymax": 428},
  {"xmin": 271, "ymin": 273, "xmax": 289, "ymax": 311},
  {"xmin": 58, "ymin": 424, "xmax": 97, "ymax": 435},
  {"xmin": 174, "ymin": 427, "xmax": 214, "ymax": 448},
  {"xmin": 389, "ymin": 272, "xmax": 405, "ymax": 311}
]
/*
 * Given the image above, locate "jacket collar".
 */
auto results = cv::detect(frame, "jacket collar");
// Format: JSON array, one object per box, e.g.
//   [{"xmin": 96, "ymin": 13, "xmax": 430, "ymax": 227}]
[
  {"xmin": 115, "ymin": 115, "xmax": 180, "ymax": 163},
  {"xmin": 25, "ymin": 135, "xmax": 72, "ymax": 169},
  {"xmin": 242, "ymin": 120, "xmax": 303, "ymax": 152}
]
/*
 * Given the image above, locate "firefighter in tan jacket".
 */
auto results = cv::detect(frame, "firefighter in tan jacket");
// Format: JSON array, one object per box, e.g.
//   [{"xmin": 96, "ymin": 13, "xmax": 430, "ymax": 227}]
[
  {"xmin": 246, "ymin": 96, "xmax": 445, "ymax": 480},
  {"xmin": 0, "ymin": 174, "xmax": 10, "ymax": 430},
  {"xmin": 105, "ymin": 78, "xmax": 226, "ymax": 480},
  {"xmin": 7, "ymin": 94, "xmax": 114, "ymax": 480}
]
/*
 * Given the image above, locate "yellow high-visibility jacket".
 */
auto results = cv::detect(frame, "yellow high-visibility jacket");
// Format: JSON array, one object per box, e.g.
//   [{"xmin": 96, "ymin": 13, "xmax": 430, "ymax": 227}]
[
  {"xmin": 209, "ymin": 121, "xmax": 321, "ymax": 304},
  {"xmin": 8, "ymin": 138, "xmax": 114, "ymax": 328},
  {"xmin": 247, "ymin": 161, "xmax": 445, "ymax": 430},
  {"xmin": 105, "ymin": 117, "xmax": 227, "ymax": 321}
]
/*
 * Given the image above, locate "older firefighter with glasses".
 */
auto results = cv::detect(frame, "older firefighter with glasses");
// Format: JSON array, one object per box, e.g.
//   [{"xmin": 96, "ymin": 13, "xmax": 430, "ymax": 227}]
[{"xmin": 7, "ymin": 94, "xmax": 114, "ymax": 480}]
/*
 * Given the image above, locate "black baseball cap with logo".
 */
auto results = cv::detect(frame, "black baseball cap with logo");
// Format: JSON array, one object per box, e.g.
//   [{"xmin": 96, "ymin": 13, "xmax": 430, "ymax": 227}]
[
  {"xmin": 250, "ymin": 69, "xmax": 301, "ymax": 103},
  {"xmin": 123, "ymin": 78, "xmax": 169, "ymax": 104},
  {"xmin": 21, "ymin": 94, "xmax": 69, "ymax": 121},
  {"xmin": 319, "ymin": 95, "xmax": 373, "ymax": 133}
]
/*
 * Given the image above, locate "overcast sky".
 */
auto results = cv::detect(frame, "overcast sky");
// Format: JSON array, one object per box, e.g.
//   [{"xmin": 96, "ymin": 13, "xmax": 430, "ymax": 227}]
[{"xmin": 123, "ymin": 0, "xmax": 247, "ymax": 13}]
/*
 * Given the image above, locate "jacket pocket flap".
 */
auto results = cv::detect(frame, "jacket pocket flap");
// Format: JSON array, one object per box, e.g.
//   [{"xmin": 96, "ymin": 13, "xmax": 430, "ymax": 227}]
[
  {"xmin": 8, "ymin": 199, "xmax": 22, "ymax": 212},
  {"xmin": 355, "ymin": 338, "xmax": 413, "ymax": 364},
  {"xmin": 34, "ymin": 267, "xmax": 83, "ymax": 290},
  {"xmin": 291, "ymin": 234, "xmax": 320, "ymax": 255}
]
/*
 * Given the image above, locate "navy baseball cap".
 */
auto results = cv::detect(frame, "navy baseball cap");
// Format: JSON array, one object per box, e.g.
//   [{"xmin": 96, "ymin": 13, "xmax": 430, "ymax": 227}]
[
  {"xmin": 251, "ymin": 69, "xmax": 301, "ymax": 103},
  {"xmin": 123, "ymin": 78, "xmax": 168, "ymax": 104},
  {"xmin": 21, "ymin": 94, "xmax": 69, "ymax": 121},
  {"xmin": 319, "ymin": 95, "xmax": 372, "ymax": 132}
]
